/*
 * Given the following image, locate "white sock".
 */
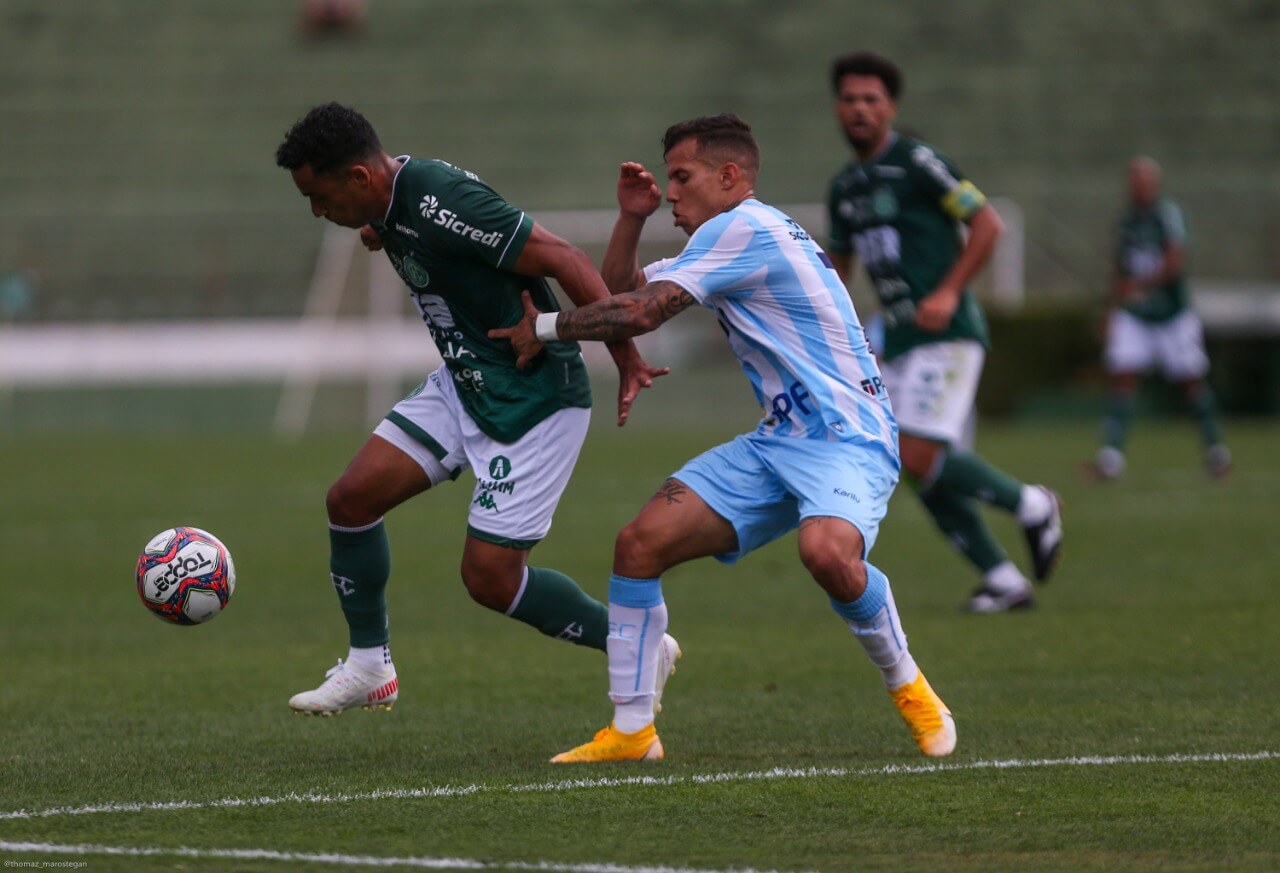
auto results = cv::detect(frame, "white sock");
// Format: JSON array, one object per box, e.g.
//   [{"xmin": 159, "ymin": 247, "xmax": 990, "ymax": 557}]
[
  {"xmin": 841, "ymin": 577, "xmax": 918, "ymax": 690},
  {"xmin": 608, "ymin": 600, "xmax": 668, "ymax": 733},
  {"xmin": 1016, "ymin": 484, "xmax": 1053, "ymax": 526},
  {"xmin": 984, "ymin": 560, "xmax": 1029, "ymax": 594},
  {"xmin": 347, "ymin": 644, "xmax": 392, "ymax": 674}
]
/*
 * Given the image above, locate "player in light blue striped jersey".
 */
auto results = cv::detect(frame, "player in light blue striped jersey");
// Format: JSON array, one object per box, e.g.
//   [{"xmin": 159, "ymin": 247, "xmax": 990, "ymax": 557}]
[{"xmin": 493, "ymin": 114, "xmax": 955, "ymax": 761}]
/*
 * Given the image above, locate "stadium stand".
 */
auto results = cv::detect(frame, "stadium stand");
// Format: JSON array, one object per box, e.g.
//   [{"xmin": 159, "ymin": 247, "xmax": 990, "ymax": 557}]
[{"xmin": 1, "ymin": 1, "xmax": 1276, "ymax": 323}]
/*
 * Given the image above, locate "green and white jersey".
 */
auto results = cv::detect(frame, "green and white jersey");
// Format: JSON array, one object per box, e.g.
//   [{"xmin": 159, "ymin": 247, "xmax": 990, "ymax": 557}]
[
  {"xmin": 371, "ymin": 157, "xmax": 591, "ymax": 443},
  {"xmin": 1116, "ymin": 197, "xmax": 1190, "ymax": 323},
  {"xmin": 827, "ymin": 133, "xmax": 990, "ymax": 361}
]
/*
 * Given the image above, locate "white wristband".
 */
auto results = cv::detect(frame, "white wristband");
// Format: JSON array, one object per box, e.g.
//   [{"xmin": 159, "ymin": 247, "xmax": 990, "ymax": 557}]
[{"xmin": 534, "ymin": 312, "xmax": 561, "ymax": 343}]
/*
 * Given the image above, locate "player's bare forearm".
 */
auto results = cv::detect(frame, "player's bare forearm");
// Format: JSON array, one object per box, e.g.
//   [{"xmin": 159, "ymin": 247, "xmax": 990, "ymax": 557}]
[
  {"xmin": 601, "ymin": 213, "xmax": 648, "ymax": 295},
  {"xmin": 940, "ymin": 204, "xmax": 1003, "ymax": 293},
  {"xmin": 555, "ymin": 281, "xmax": 695, "ymax": 342}
]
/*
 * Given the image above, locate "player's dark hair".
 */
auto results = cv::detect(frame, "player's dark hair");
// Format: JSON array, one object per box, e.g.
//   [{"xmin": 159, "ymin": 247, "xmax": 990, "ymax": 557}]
[
  {"xmin": 830, "ymin": 52, "xmax": 903, "ymax": 100},
  {"xmin": 661, "ymin": 114, "xmax": 760, "ymax": 174},
  {"xmin": 275, "ymin": 102, "xmax": 382, "ymax": 175}
]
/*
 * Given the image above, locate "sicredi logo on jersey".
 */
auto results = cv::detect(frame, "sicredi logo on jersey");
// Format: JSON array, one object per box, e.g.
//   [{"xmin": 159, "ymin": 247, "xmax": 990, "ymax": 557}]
[{"xmin": 419, "ymin": 195, "xmax": 505, "ymax": 248}]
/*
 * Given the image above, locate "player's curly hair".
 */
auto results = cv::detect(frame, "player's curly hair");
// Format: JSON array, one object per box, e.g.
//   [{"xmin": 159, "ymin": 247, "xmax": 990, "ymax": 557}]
[
  {"xmin": 275, "ymin": 102, "xmax": 382, "ymax": 175},
  {"xmin": 830, "ymin": 52, "xmax": 903, "ymax": 100},
  {"xmin": 661, "ymin": 114, "xmax": 760, "ymax": 174}
]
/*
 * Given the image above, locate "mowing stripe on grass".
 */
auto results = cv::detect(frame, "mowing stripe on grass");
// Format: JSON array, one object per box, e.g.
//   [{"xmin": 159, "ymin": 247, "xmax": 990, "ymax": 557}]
[
  {"xmin": 0, "ymin": 841, "xmax": 797, "ymax": 873},
  {"xmin": 2, "ymin": 750, "xmax": 1276, "ymax": 823}
]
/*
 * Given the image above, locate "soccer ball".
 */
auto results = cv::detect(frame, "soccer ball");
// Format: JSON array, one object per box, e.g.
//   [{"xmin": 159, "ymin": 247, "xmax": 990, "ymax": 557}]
[{"xmin": 136, "ymin": 527, "xmax": 236, "ymax": 625}]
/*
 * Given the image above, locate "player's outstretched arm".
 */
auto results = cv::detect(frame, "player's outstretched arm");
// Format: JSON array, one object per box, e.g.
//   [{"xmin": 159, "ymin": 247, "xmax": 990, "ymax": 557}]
[
  {"xmin": 512, "ymin": 223, "xmax": 669, "ymax": 425},
  {"xmin": 490, "ymin": 282, "xmax": 695, "ymax": 367}
]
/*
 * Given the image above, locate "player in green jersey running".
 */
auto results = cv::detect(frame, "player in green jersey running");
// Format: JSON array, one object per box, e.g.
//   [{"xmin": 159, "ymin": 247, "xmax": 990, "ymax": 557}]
[
  {"xmin": 275, "ymin": 103, "xmax": 675, "ymax": 715},
  {"xmin": 825, "ymin": 53, "xmax": 1063, "ymax": 613},
  {"xmin": 1088, "ymin": 156, "xmax": 1230, "ymax": 481}
]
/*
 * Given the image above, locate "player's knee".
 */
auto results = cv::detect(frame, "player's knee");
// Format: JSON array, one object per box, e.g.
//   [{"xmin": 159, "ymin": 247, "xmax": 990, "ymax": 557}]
[
  {"xmin": 799, "ymin": 539, "xmax": 866, "ymax": 602},
  {"xmin": 898, "ymin": 436, "xmax": 940, "ymax": 481},
  {"xmin": 458, "ymin": 553, "xmax": 522, "ymax": 612},
  {"xmin": 613, "ymin": 518, "xmax": 664, "ymax": 579},
  {"xmin": 326, "ymin": 477, "xmax": 373, "ymax": 528}
]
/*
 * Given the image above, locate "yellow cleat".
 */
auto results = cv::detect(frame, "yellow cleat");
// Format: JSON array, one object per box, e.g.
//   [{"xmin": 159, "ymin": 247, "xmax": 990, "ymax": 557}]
[
  {"xmin": 890, "ymin": 671, "xmax": 957, "ymax": 757},
  {"xmin": 550, "ymin": 723, "xmax": 664, "ymax": 763}
]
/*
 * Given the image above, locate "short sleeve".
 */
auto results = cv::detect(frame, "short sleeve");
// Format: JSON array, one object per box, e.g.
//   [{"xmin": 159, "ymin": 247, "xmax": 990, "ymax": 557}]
[
  {"xmin": 642, "ymin": 258, "xmax": 677, "ymax": 282},
  {"xmin": 909, "ymin": 144, "xmax": 988, "ymax": 223},
  {"xmin": 418, "ymin": 173, "xmax": 533, "ymax": 270},
  {"xmin": 647, "ymin": 214, "xmax": 763, "ymax": 304}
]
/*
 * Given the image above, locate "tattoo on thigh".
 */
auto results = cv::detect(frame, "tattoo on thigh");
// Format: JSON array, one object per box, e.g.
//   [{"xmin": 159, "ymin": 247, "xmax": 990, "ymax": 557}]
[
  {"xmin": 799, "ymin": 517, "xmax": 824, "ymax": 530},
  {"xmin": 653, "ymin": 479, "xmax": 686, "ymax": 505}
]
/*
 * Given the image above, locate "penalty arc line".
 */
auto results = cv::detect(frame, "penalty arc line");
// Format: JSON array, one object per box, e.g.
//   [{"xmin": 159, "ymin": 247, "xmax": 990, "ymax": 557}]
[{"xmin": 1, "ymin": 750, "xmax": 1277, "ymax": 824}]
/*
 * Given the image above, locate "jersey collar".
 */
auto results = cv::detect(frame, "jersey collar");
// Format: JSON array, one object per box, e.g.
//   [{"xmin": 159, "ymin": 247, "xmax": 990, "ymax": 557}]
[
  {"xmin": 857, "ymin": 132, "xmax": 898, "ymax": 169},
  {"xmin": 381, "ymin": 155, "xmax": 411, "ymax": 224}
]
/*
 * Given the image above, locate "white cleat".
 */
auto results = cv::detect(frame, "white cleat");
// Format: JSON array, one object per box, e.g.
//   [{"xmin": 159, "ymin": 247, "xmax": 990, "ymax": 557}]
[
  {"xmin": 653, "ymin": 633, "xmax": 682, "ymax": 715},
  {"xmin": 289, "ymin": 658, "xmax": 399, "ymax": 716}
]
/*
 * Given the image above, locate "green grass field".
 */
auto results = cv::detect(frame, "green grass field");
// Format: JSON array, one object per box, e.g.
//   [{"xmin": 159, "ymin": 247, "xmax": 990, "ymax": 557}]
[{"xmin": 1, "ymin": 415, "xmax": 1278, "ymax": 871}]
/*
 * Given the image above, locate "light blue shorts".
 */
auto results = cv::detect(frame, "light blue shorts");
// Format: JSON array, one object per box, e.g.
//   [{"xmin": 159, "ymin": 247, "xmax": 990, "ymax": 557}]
[{"xmin": 672, "ymin": 432, "xmax": 900, "ymax": 564}]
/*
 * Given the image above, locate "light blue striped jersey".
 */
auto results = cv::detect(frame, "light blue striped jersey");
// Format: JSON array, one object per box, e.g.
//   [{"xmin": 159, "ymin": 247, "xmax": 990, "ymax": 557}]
[{"xmin": 644, "ymin": 199, "xmax": 897, "ymax": 455}]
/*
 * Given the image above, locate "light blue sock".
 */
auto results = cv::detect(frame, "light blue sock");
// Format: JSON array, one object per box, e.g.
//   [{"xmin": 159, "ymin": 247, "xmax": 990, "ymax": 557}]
[{"xmin": 829, "ymin": 563, "xmax": 917, "ymax": 689}]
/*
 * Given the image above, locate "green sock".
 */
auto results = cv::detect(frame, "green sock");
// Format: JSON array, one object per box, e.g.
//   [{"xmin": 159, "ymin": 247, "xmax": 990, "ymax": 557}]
[
  {"xmin": 1188, "ymin": 386, "xmax": 1225, "ymax": 447},
  {"xmin": 918, "ymin": 484, "xmax": 1008, "ymax": 573},
  {"xmin": 509, "ymin": 566, "xmax": 608, "ymax": 651},
  {"xmin": 1102, "ymin": 392, "xmax": 1136, "ymax": 451},
  {"xmin": 933, "ymin": 449, "xmax": 1023, "ymax": 513},
  {"xmin": 329, "ymin": 521, "xmax": 392, "ymax": 648}
]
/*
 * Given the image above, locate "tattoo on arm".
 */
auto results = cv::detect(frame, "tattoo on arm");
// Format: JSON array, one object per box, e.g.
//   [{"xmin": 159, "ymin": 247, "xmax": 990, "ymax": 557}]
[
  {"xmin": 557, "ymin": 281, "xmax": 695, "ymax": 342},
  {"xmin": 652, "ymin": 479, "xmax": 687, "ymax": 506}
]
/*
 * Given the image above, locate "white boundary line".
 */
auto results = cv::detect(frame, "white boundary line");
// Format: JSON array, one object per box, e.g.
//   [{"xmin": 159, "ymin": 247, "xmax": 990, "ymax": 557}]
[
  {"xmin": 2, "ymin": 750, "xmax": 1275, "ymax": 825},
  {"xmin": 0, "ymin": 841, "xmax": 795, "ymax": 873}
]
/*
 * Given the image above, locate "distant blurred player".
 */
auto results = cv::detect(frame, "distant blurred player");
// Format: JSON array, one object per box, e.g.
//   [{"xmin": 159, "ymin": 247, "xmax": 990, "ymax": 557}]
[
  {"xmin": 1089, "ymin": 156, "xmax": 1230, "ymax": 481},
  {"xmin": 274, "ymin": 103, "xmax": 674, "ymax": 715},
  {"xmin": 825, "ymin": 52, "xmax": 1062, "ymax": 613},
  {"xmin": 494, "ymin": 114, "xmax": 957, "ymax": 761}
]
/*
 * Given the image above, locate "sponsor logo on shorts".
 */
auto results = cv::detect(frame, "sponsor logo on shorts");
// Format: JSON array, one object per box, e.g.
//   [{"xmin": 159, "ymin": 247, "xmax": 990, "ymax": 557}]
[
  {"xmin": 832, "ymin": 487, "xmax": 861, "ymax": 503},
  {"xmin": 473, "ymin": 492, "xmax": 500, "ymax": 512},
  {"xmin": 476, "ymin": 479, "xmax": 514, "ymax": 495}
]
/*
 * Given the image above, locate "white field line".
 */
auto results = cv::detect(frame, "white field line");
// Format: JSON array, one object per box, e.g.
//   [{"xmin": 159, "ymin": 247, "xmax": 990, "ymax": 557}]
[
  {"xmin": 0, "ymin": 841, "xmax": 798, "ymax": 873},
  {"xmin": 2, "ymin": 750, "xmax": 1276, "ymax": 825}
]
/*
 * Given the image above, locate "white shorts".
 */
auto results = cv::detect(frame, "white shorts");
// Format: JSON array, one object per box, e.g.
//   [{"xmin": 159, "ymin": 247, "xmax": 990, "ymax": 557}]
[
  {"xmin": 373, "ymin": 368, "xmax": 590, "ymax": 548},
  {"xmin": 880, "ymin": 340, "xmax": 985, "ymax": 446},
  {"xmin": 1105, "ymin": 308, "xmax": 1209, "ymax": 381}
]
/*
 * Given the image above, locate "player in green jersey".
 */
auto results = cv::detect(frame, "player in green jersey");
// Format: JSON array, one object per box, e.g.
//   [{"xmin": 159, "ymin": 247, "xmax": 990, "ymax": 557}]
[
  {"xmin": 826, "ymin": 53, "xmax": 1063, "ymax": 613},
  {"xmin": 275, "ymin": 103, "xmax": 675, "ymax": 715},
  {"xmin": 1088, "ymin": 156, "xmax": 1230, "ymax": 481}
]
